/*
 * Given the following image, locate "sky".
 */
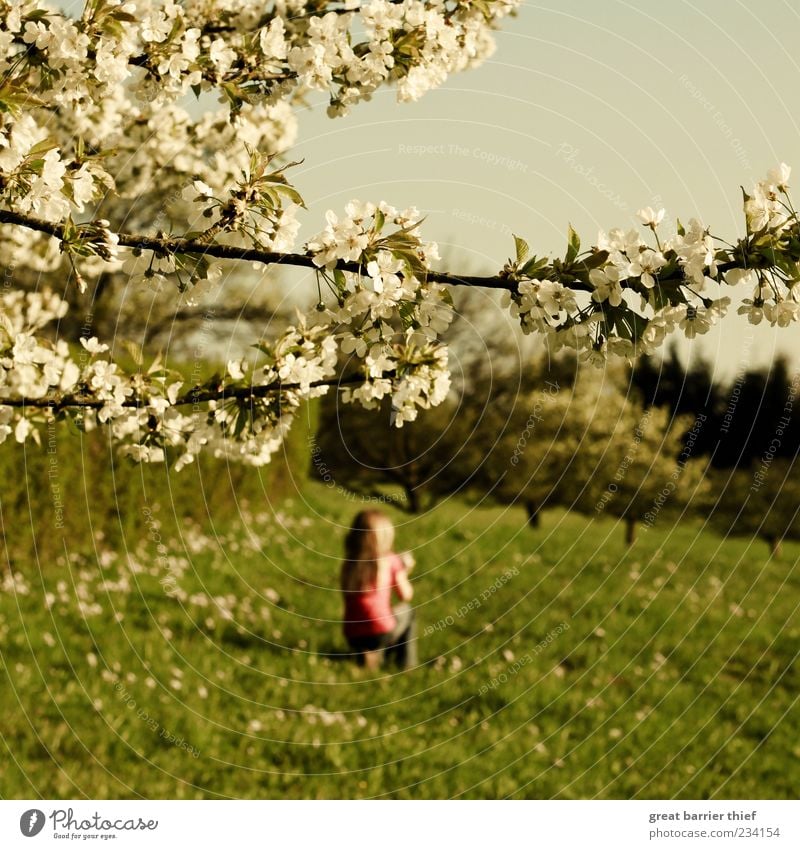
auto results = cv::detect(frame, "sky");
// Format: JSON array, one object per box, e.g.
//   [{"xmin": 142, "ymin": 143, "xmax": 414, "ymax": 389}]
[{"xmin": 287, "ymin": 0, "xmax": 800, "ymax": 381}]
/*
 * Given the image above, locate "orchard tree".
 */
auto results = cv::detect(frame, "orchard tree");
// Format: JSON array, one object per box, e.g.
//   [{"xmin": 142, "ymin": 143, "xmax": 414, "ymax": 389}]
[
  {"xmin": 310, "ymin": 293, "xmax": 545, "ymax": 511},
  {"xmin": 0, "ymin": 1, "xmax": 799, "ymax": 471},
  {"xmin": 593, "ymin": 404, "xmax": 709, "ymax": 546},
  {"xmin": 709, "ymin": 461, "xmax": 800, "ymax": 558},
  {"xmin": 460, "ymin": 370, "xmax": 710, "ymax": 538},
  {"xmin": 311, "ymin": 393, "xmax": 458, "ymax": 512},
  {"xmin": 445, "ymin": 369, "xmax": 620, "ymax": 526}
]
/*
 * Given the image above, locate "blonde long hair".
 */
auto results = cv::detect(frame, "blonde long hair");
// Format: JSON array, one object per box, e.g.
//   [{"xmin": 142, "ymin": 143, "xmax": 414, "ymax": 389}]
[{"xmin": 341, "ymin": 510, "xmax": 395, "ymax": 594}]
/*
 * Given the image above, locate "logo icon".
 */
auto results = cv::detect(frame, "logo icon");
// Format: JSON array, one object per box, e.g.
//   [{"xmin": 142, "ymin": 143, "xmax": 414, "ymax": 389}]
[{"xmin": 19, "ymin": 810, "xmax": 46, "ymax": 837}]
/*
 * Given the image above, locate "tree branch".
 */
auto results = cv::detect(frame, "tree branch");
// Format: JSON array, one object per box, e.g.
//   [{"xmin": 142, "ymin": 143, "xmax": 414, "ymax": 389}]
[
  {"xmin": 0, "ymin": 208, "xmax": 529, "ymax": 292},
  {"xmin": 140, "ymin": 304, "xmax": 294, "ymax": 344},
  {"xmin": 0, "ymin": 371, "xmax": 391, "ymax": 411}
]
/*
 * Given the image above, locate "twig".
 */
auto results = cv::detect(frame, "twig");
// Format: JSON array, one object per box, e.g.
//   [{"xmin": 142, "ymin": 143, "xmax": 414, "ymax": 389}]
[{"xmin": 0, "ymin": 370, "xmax": 394, "ymax": 411}]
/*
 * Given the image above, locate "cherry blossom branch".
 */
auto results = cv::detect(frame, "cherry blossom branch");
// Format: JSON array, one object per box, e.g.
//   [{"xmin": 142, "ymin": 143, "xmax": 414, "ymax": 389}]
[
  {"xmin": 0, "ymin": 370, "xmax": 391, "ymax": 411},
  {"xmin": 0, "ymin": 207, "xmax": 576, "ymax": 292}
]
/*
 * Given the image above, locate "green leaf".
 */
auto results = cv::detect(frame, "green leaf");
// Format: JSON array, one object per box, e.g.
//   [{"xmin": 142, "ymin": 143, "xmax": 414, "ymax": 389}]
[
  {"xmin": 626, "ymin": 310, "xmax": 650, "ymax": 343},
  {"xmin": 273, "ymin": 183, "xmax": 306, "ymax": 208},
  {"xmin": 565, "ymin": 224, "xmax": 580, "ymax": 265},
  {"xmin": 398, "ymin": 299, "xmax": 416, "ymax": 328},
  {"xmin": 574, "ymin": 250, "xmax": 609, "ymax": 274},
  {"xmin": 27, "ymin": 137, "xmax": 59, "ymax": 158},
  {"xmin": 513, "ymin": 234, "xmax": 529, "ymax": 263},
  {"xmin": 250, "ymin": 342, "xmax": 272, "ymax": 356},
  {"xmin": 610, "ymin": 308, "xmax": 632, "ymax": 341},
  {"xmin": 520, "ymin": 255, "xmax": 548, "ymax": 278}
]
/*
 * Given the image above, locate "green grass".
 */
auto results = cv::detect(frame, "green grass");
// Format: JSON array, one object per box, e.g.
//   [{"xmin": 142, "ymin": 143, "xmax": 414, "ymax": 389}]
[{"xmin": 1, "ymin": 481, "xmax": 798, "ymax": 799}]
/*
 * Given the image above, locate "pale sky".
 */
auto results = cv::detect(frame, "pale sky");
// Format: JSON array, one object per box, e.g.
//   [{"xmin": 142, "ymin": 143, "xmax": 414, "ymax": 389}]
[{"xmin": 289, "ymin": 0, "xmax": 800, "ymax": 380}]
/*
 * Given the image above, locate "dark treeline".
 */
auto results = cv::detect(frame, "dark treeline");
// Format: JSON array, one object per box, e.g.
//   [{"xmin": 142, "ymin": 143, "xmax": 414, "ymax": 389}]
[{"xmin": 631, "ymin": 343, "xmax": 800, "ymax": 469}]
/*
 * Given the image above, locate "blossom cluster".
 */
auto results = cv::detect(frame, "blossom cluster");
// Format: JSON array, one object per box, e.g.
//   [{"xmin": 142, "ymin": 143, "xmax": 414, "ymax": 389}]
[
  {"xmin": 0, "ymin": 287, "xmax": 333, "ymax": 465},
  {"xmin": 0, "ymin": 0, "xmax": 517, "ymax": 230},
  {"xmin": 0, "ymin": 0, "xmax": 490, "ymax": 466},
  {"xmin": 0, "ymin": 258, "xmax": 451, "ymax": 465},
  {"xmin": 502, "ymin": 164, "xmax": 800, "ymax": 366},
  {"xmin": 5, "ymin": 163, "xmax": 800, "ymax": 463}
]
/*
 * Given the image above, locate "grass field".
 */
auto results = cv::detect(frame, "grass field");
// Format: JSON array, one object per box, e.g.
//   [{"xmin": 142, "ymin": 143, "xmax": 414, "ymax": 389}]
[{"xmin": 1, "ymin": 481, "xmax": 798, "ymax": 799}]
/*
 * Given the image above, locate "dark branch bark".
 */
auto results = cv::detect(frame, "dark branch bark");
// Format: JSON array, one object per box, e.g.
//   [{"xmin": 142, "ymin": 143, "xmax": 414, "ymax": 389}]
[
  {"xmin": 0, "ymin": 208, "xmax": 531, "ymax": 292},
  {"xmin": 141, "ymin": 304, "xmax": 291, "ymax": 343},
  {"xmin": 0, "ymin": 370, "xmax": 393, "ymax": 411}
]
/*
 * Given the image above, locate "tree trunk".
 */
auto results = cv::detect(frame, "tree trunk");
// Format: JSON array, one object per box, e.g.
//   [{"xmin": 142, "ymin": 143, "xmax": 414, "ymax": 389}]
[
  {"xmin": 525, "ymin": 500, "xmax": 541, "ymax": 528},
  {"xmin": 405, "ymin": 486, "xmax": 420, "ymax": 513},
  {"xmin": 768, "ymin": 535, "xmax": 782, "ymax": 559},
  {"xmin": 625, "ymin": 517, "xmax": 637, "ymax": 546}
]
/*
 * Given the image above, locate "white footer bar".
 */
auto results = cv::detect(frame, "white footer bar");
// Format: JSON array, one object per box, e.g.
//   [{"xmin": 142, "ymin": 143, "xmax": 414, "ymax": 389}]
[{"xmin": 2, "ymin": 800, "xmax": 798, "ymax": 849}]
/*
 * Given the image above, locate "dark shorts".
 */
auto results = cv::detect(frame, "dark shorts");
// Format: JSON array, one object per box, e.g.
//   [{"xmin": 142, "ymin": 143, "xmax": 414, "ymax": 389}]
[
  {"xmin": 346, "ymin": 632, "xmax": 392, "ymax": 652},
  {"xmin": 345, "ymin": 603, "xmax": 417, "ymax": 668}
]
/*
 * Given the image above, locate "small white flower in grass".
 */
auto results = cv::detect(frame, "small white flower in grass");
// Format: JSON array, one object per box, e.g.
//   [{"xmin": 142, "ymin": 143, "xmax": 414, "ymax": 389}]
[{"xmin": 637, "ymin": 207, "xmax": 665, "ymax": 228}]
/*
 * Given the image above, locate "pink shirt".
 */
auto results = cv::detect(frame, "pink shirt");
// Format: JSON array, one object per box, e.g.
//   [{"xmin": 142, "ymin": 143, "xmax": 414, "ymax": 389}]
[{"xmin": 343, "ymin": 553, "xmax": 406, "ymax": 638}]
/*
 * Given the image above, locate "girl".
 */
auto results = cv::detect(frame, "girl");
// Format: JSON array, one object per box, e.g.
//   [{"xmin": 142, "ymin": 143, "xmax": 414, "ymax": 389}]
[{"xmin": 341, "ymin": 510, "xmax": 417, "ymax": 670}]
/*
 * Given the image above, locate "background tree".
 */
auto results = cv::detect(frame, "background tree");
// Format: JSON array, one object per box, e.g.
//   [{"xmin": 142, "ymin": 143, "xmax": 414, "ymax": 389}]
[
  {"xmin": 708, "ymin": 461, "xmax": 800, "ymax": 558},
  {"xmin": 444, "ymin": 367, "xmax": 618, "ymax": 527},
  {"xmin": 589, "ymin": 403, "xmax": 709, "ymax": 546},
  {"xmin": 311, "ymin": 289, "xmax": 544, "ymax": 512},
  {"xmin": 632, "ymin": 350, "xmax": 800, "ymax": 471},
  {"xmin": 312, "ymin": 394, "xmax": 458, "ymax": 513}
]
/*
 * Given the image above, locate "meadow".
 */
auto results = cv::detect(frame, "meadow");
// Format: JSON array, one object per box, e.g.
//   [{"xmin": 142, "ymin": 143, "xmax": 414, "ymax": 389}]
[{"xmin": 1, "ymin": 458, "xmax": 798, "ymax": 799}]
